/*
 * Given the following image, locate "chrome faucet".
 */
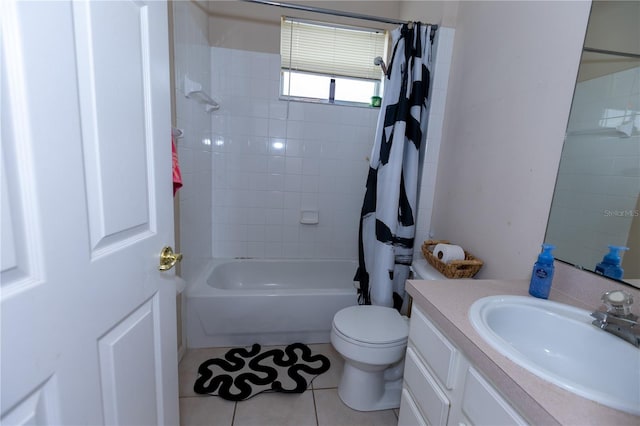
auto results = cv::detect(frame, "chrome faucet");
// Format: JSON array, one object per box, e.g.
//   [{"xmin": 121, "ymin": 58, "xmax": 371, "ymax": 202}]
[{"xmin": 591, "ymin": 290, "xmax": 640, "ymax": 348}]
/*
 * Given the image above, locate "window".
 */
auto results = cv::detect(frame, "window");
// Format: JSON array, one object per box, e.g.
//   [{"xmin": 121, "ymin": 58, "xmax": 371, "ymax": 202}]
[{"xmin": 280, "ymin": 17, "xmax": 387, "ymax": 105}]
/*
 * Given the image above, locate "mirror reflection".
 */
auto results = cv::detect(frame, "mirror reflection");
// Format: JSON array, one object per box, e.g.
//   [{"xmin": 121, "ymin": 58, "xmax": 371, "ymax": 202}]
[{"xmin": 546, "ymin": 1, "xmax": 640, "ymax": 287}]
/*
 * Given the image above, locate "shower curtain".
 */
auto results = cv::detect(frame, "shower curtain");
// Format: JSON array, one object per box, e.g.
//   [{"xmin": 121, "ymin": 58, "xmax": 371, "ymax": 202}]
[{"xmin": 355, "ymin": 22, "xmax": 433, "ymax": 312}]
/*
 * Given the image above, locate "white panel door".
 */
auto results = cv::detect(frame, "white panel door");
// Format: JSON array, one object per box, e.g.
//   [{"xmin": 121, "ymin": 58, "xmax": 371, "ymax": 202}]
[{"xmin": 1, "ymin": 1, "xmax": 179, "ymax": 425}]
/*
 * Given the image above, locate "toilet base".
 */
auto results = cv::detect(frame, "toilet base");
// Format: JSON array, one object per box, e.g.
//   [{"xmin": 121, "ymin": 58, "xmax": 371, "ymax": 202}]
[{"xmin": 337, "ymin": 362, "xmax": 404, "ymax": 411}]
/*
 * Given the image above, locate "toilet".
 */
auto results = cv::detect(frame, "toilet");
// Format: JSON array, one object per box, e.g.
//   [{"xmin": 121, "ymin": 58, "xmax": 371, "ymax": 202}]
[{"xmin": 330, "ymin": 258, "xmax": 447, "ymax": 411}]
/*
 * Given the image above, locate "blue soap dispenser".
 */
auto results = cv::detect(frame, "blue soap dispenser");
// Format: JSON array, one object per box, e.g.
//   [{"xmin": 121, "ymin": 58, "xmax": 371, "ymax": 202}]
[
  {"xmin": 595, "ymin": 245, "xmax": 629, "ymax": 280},
  {"xmin": 529, "ymin": 244, "xmax": 555, "ymax": 299}
]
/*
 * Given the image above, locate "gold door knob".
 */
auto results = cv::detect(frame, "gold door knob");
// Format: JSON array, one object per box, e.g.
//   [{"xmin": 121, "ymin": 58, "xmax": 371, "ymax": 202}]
[{"xmin": 159, "ymin": 246, "xmax": 183, "ymax": 271}]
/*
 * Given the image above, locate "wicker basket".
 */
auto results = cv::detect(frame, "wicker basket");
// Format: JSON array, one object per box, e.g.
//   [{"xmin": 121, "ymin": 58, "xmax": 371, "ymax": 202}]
[{"xmin": 421, "ymin": 240, "xmax": 483, "ymax": 279}]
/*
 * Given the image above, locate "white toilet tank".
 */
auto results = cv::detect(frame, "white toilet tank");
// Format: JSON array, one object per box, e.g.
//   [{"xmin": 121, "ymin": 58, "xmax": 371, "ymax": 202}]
[{"xmin": 411, "ymin": 257, "xmax": 448, "ymax": 280}]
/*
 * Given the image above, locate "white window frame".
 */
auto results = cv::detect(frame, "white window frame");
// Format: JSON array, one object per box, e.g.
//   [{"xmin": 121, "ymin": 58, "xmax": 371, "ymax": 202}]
[{"xmin": 280, "ymin": 17, "xmax": 387, "ymax": 107}]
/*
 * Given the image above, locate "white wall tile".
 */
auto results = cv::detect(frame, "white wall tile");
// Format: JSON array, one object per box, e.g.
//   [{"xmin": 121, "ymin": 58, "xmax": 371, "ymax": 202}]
[
  {"xmin": 266, "ymin": 173, "xmax": 285, "ymax": 191},
  {"xmin": 287, "ymin": 102, "xmax": 306, "ymax": 121},
  {"xmin": 210, "ymin": 45, "xmax": 448, "ymax": 260},
  {"xmin": 268, "ymin": 156, "xmax": 286, "ymax": 173},
  {"xmin": 247, "ymin": 242, "xmax": 266, "ymax": 258},
  {"xmin": 283, "ymin": 174, "xmax": 302, "ymax": 192},
  {"xmin": 285, "ymin": 157, "xmax": 303, "ymax": 175},
  {"xmin": 269, "ymin": 101, "xmax": 288, "ymax": 120},
  {"xmin": 264, "ymin": 242, "xmax": 283, "ymax": 258}
]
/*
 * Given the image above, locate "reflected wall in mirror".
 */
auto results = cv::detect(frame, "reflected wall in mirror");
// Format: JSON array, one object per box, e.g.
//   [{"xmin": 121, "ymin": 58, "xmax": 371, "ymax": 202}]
[{"xmin": 546, "ymin": 1, "xmax": 640, "ymax": 287}]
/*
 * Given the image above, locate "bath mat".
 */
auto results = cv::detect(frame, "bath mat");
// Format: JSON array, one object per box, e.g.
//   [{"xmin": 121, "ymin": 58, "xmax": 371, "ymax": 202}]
[{"xmin": 193, "ymin": 342, "xmax": 330, "ymax": 401}]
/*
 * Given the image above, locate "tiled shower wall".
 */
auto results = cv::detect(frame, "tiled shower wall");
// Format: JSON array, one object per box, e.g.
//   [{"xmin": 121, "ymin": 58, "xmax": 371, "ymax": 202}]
[
  {"xmin": 547, "ymin": 65, "xmax": 640, "ymax": 270},
  {"xmin": 172, "ymin": 1, "xmax": 213, "ymax": 283},
  {"xmin": 209, "ymin": 28, "xmax": 454, "ymax": 259}
]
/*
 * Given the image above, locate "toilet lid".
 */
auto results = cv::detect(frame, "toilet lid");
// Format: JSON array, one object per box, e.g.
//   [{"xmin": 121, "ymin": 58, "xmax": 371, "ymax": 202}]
[{"xmin": 333, "ymin": 306, "xmax": 409, "ymax": 345}]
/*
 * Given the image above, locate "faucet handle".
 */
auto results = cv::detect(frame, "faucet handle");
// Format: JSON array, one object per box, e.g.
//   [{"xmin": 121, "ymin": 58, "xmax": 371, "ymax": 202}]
[{"xmin": 601, "ymin": 290, "xmax": 634, "ymax": 317}]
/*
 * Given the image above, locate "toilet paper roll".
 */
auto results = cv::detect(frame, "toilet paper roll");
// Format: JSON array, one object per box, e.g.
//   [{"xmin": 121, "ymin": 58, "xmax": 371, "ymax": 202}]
[{"xmin": 434, "ymin": 244, "xmax": 466, "ymax": 264}]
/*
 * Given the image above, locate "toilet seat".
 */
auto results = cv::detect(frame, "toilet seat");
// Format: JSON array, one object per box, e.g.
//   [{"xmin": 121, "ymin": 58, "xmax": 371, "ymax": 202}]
[
  {"xmin": 332, "ymin": 326, "xmax": 407, "ymax": 350},
  {"xmin": 332, "ymin": 306, "xmax": 408, "ymax": 346}
]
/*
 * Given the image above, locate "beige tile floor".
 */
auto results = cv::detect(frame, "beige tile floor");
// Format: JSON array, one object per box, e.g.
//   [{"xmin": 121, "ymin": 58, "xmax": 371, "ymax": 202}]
[{"xmin": 179, "ymin": 343, "xmax": 399, "ymax": 426}]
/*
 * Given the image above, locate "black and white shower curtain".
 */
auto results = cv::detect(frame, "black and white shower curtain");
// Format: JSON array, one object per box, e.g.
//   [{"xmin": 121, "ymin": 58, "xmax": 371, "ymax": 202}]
[{"xmin": 355, "ymin": 23, "xmax": 433, "ymax": 312}]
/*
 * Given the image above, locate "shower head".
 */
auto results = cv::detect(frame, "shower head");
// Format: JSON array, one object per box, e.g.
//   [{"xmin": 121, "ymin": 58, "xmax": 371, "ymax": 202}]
[{"xmin": 374, "ymin": 56, "xmax": 387, "ymax": 75}]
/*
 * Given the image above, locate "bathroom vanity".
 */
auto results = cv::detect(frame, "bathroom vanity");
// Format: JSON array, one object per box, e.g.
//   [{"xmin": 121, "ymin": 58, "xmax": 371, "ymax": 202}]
[
  {"xmin": 400, "ymin": 275, "xmax": 640, "ymax": 425},
  {"xmin": 399, "ymin": 304, "xmax": 527, "ymax": 425}
]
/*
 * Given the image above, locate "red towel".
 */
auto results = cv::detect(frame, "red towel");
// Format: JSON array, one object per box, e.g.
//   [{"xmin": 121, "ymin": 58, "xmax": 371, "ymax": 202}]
[{"xmin": 172, "ymin": 136, "xmax": 182, "ymax": 196}]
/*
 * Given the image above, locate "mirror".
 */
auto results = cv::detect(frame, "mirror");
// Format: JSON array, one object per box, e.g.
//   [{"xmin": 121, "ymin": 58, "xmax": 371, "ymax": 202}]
[{"xmin": 546, "ymin": 1, "xmax": 640, "ymax": 288}]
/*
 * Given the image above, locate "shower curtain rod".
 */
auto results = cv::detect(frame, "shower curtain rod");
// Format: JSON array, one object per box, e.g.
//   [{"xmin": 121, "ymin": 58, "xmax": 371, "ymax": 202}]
[{"xmin": 242, "ymin": 0, "xmax": 438, "ymax": 30}]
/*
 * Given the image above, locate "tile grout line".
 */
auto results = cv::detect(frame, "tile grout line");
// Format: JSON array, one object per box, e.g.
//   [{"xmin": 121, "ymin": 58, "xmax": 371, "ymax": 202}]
[
  {"xmin": 230, "ymin": 401, "xmax": 237, "ymax": 426},
  {"xmin": 312, "ymin": 388, "xmax": 320, "ymax": 426}
]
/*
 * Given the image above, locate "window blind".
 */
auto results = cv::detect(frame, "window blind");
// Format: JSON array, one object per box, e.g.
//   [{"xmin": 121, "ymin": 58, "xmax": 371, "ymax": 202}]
[{"xmin": 281, "ymin": 17, "xmax": 387, "ymax": 81}]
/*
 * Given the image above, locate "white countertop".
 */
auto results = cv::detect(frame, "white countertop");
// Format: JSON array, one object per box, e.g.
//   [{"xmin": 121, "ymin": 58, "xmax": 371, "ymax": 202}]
[{"xmin": 406, "ymin": 278, "xmax": 640, "ymax": 426}]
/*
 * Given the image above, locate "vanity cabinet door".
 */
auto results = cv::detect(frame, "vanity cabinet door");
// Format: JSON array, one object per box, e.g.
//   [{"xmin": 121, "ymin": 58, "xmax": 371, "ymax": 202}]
[
  {"xmin": 461, "ymin": 367, "xmax": 527, "ymax": 426},
  {"xmin": 410, "ymin": 307, "xmax": 459, "ymax": 389},
  {"xmin": 398, "ymin": 388, "xmax": 428, "ymax": 426},
  {"xmin": 404, "ymin": 347, "xmax": 451, "ymax": 425}
]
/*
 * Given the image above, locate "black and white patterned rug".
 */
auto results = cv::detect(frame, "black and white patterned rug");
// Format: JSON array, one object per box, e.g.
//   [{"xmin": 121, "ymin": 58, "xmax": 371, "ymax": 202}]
[{"xmin": 193, "ymin": 343, "xmax": 331, "ymax": 401}]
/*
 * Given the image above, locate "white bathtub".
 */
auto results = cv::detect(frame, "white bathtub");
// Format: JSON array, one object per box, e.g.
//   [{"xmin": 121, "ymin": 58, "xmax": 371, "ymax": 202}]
[{"xmin": 186, "ymin": 258, "xmax": 359, "ymax": 347}]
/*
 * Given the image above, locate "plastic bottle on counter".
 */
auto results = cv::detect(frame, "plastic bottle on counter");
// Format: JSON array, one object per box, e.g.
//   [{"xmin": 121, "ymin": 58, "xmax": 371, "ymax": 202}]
[{"xmin": 529, "ymin": 244, "xmax": 555, "ymax": 299}]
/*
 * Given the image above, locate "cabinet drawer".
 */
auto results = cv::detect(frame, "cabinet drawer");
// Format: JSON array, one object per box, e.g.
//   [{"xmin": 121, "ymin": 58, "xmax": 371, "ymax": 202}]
[
  {"xmin": 462, "ymin": 367, "xmax": 527, "ymax": 426},
  {"xmin": 404, "ymin": 347, "xmax": 450, "ymax": 426},
  {"xmin": 410, "ymin": 306, "xmax": 459, "ymax": 389},
  {"xmin": 398, "ymin": 388, "xmax": 427, "ymax": 426}
]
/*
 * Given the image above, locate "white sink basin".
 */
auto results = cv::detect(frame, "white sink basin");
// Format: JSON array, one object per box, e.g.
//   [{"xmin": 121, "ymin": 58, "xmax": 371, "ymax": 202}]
[{"xmin": 469, "ymin": 295, "xmax": 640, "ymax": 415}]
